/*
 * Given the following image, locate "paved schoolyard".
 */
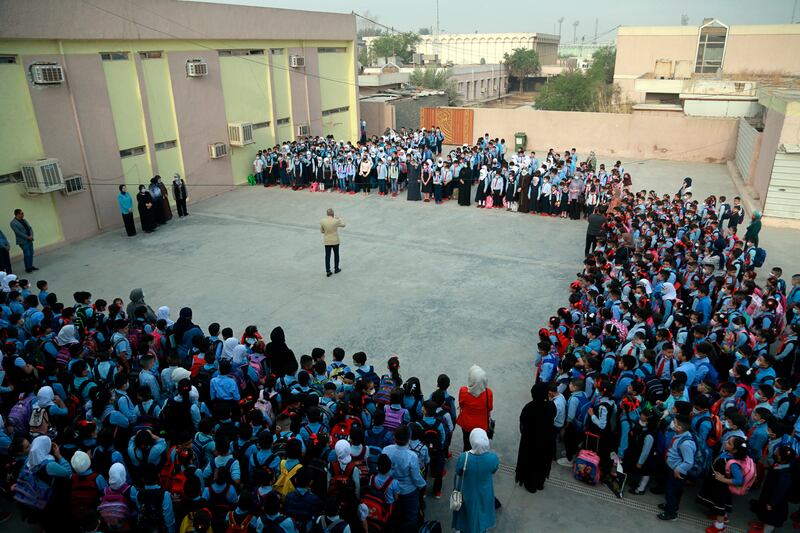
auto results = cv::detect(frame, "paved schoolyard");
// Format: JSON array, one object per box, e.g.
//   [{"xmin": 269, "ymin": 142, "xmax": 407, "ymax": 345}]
[{"xmin": 10, "ymin": 158, "xmax": 798, "ymax": 532}]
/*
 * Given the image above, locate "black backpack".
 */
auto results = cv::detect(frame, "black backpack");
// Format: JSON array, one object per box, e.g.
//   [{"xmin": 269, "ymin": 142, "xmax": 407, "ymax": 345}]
[
  {"xmin": 137, "ymin": 487, "xmax": 166, "ymax": 532},
  {"xmin": 160, "ymin": 398, "xmax": 194, "ymax": 442},
  {"xmin": 418, "ymin": 419, "xmax": 442, "ymax": 454},
  {"xmin": 192, "ymin": 368, "xmax": 212, "ymax": 404}
]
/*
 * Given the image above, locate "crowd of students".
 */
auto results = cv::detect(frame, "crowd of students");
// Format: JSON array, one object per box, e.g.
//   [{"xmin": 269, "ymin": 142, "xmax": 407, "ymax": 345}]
[
  {"xmin": 251, "ymin": 128, "xmax": 636, "ymax": 214},
  {"xmin": 0, "ymin": 276, "xmax": 500, "ymax": 532},
  {"xmin": 523, "ymin": 166, "xmax": 800, "ymax": 532}
]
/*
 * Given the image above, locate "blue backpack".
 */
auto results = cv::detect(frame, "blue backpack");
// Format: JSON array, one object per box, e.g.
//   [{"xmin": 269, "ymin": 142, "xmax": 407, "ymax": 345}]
[
  {"xmin": 753, "ymin": 247, "xmax": 767, "ymax": 268},
  {"xmin": 14, "ymin": 464, "xmax": 52, "ymax": 510},
  {"xmin": 696, "ymin": 361, "xmax": 719, "ymax": 386},
  {"xmin": 572, "ymin": 393, "xmax": 594, "ymax": 431}
]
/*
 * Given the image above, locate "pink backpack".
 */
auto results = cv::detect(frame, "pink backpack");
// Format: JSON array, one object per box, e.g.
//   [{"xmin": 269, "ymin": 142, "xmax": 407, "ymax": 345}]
[
  {"xmin": 726, "ymin": 457, "xmax": 756, "ymax": 495},
  {"xmin": 485, "ymin": 195, "xmax": 494, "ymax": 208},
  {"xmin": 97, "ymin": 485, "xmax": 132, "ymax": 530},
  {"xmin": 383, "ymin": 405, "xmax": 407, "ymax": 431}
]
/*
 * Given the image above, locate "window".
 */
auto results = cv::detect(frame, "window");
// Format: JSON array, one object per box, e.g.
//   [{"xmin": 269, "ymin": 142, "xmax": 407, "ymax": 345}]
[
  {"xmin": 253, "ymin": 121, "xmax": 271, "ymax": 129},
  {"xmin": 317, "ymin": 47, "xmax": 347, "ymax": 53},
  {"xmin": 218, "ymin": 49, "xmax": 264, "ymax": 57},
  {"xmin": 100, "ymin": 52, "xmax": 129, "ymax": 61},
  {"xmin": 0, "ymin": 171, "xmax": 22, "ymax": 184},
  {"xmin": 695, "ymin": 20, "xmax": 728, "ymax": 74},
  {"xmin": 0, "ymin": 55, "xmax": 17, "ymax": 64},
  {"xmin": 321, "ymin": 106, "xmax": 349, "ymax": 117},
  {"xmin": 276, "ymin": 117, "xmax": 290, "ymax": 125},
  {"xmin": 154, "ymin": 140, "xmax": 177, "ymax": 151},
  {"xmin": 119, "ymin": 146, "xmax": 146, "ymax": 158},
  {"xmin": 139, "ymin": 51, "xmax": 163, "ymax": 59},
  {"xmin": 270, "ymin": 48, "xmax": 284, "ymax": 55}
]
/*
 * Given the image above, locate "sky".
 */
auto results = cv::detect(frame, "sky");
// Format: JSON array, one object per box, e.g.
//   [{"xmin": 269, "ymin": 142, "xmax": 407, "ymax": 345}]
[{"xmin": 190, "ymin": 0, "xmax": 799, "ymax": 42}]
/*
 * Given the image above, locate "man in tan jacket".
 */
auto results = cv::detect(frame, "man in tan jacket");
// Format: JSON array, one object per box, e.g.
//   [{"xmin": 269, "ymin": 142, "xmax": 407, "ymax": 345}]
[{"xmin": 320, "ymin": 208, "xmax": 346, "ymax": 277}]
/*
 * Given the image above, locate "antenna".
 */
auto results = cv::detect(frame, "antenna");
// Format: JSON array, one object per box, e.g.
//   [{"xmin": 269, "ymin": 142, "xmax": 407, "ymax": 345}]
[{"xmin": 572, "ymin": 20, "xmax": 580, "ymax": 43}]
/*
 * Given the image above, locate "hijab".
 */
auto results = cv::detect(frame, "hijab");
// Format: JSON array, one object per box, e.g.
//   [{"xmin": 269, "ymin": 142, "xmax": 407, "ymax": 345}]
[
  {"xmin": 467, "ymin": 365, "xmax": 488, "ymax": 397},
  {"xmin": 109, "ymin": 463, "xmax": 127, "ymax": 490},
  {"xmin": 335, "ymin": 439, "xmax": 352, "ymax": 466},
  {"xmin": 172, "ymin": 307, "xmax": 195, "ymax": 342},
  {"xmin": 232, "ymin": 344, "xmax": 248, "ymax": 366},
  {"xmin": 662, "ymin": 282, "xmax": 677, "ymax": 301},
  {"xmin": 221, "ymin": 338, "xmax": 239, "ymax": 360},
  {"xmin": 55, "ymin": 324, "xmax": 79, "ymax": 346},
  {"xmin": 469, "ymin": 428, "xmax": 491, "ymax": 455},
  {"xmin": 157, "ymin": 306, "xmax": 173, "ymax": 327},
  {"xmin": 36, "ymin": 386, "xmax": 55, "ymax": 408},
  {"xmin": 27, "ymin": 436, "xmax": 53, "ymax": 468},
  {"xmin": 1, "ymin": 274, "xmax": 17, "ymax": 292}
]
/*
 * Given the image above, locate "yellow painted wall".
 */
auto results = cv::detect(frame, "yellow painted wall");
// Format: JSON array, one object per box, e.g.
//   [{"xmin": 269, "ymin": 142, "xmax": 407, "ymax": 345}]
[
  {"xmin": 140, "ymin": 57, "xmax": 178, "ymax": 143},
  {"xmin": 0, "ymin": 62, "xmax": 64, "ymax": 255},
  {"xmin": 318, "ymin": 49, "xmax": 355, "ymax": 141},
  {"xmin": 154, "ymin": 148, "xmax": 183, "ymax": 197},
  {"xmin": 219, "ymin": 56, "xmax": 274, "ymax": 184},
  {"xmin": 120, "ymin": 154, "xmax": 151, "ymax": 189},
  {"xmin": 270, "ymin": 53, "xmax": 293, "ymax": 143}
]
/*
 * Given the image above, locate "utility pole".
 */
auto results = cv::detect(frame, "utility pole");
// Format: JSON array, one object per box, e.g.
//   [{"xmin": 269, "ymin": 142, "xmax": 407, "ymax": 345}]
[
  {"xmin": 557, "ymin": 17, "xmax": 564, "ymax": 38},
  {"xmin": 594, "ymin": 18, "xmax": 598, "ymax": 43},
  {"xmin": 572, "ymin": 20, "xmax": 579, "ymax": 44}
]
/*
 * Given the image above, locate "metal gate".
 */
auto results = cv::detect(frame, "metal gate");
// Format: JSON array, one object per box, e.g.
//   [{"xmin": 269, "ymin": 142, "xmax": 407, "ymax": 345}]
[
  {"xmin": 763, "ymin": 145, "xmax": 800, "ymax": 220},
  {"xmin": 734, "ymin": 118, "xmax": 759, "ymax": 181},
  {"xmin": 420, "ymin": 107, "xmax": 474, "ymax": 145}
]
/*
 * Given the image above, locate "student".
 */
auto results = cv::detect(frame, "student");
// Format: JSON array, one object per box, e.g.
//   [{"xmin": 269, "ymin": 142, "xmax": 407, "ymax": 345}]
[
  {"xmin": 658, "ymin": 414, "xmax": 696, "ymax": 521},
  {"xmin": 417, "ymin": 400, "xmax": 446, "ymax": 498},
  {"xmin": 382, "ymin": 425, "xmax": 427, "ymax": 531},
  {"xmin": 697, "ymin": 436, "xmax": 752, "ymax": 533}
]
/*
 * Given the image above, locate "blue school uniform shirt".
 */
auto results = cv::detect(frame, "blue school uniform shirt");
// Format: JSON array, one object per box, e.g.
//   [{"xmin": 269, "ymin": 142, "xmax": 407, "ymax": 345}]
[
  {"xmin": 748, "ymin": 421, "xmax": 769, "ymax": 460},
  {"xmin": 537, "ymin": 352, "xmax": 558, "ymax": 383},
  {"xmin": 666, "ymin": 432, "xmax": 696, "ymax": 475},
  {"xmin": 613, "ymin": 370, "xmax": 636, "ymax": 401},
  {"xmin": 210, "ymin": 375, "xmax": 240, "ymax": 401},
  {"xmin": 383, "ymin": 443, "xmax": 427, "ymax": 495}
]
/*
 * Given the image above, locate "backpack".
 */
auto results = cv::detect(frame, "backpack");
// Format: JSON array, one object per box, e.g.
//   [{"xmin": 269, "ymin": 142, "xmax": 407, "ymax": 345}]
[
  {"xmin": 418, "ymin": 419, "xmax": 443, "ymax": 454},
  {"xmin": 13, "ymin": 464, "xmax": 52, "ymax": 511},
  {"xmin": 207, "ymin": 483, "xmax": 234, "ymax": 528},
  {"xmin": 356, "ymin": 367, "xmax": 380, "ymax": 387},
  {"xmin": 383, "ymin": 405, "xmax": 407, "ymax": 432},
  {"xmin": 189, "ymin": 355, "xmax": 206, "ymax": 379},
  {"xmin": 374, "ymin": 376, "xmax": 395, "ymax": 405},
  {"xmin": 70, "ymin": 472, "xmax": 100, "ymax": 521},
  {"xmin": 699, "ymin": 413, "xmax": 723, "ymax": 449},
  {"xmin": 8, "ymin": 395, "xmax": 35, "ymax": 436},
  {"xmin": 254, "ymin": 389, "xmax": 275, "ymax": 424},
  {"xmin": 329, "ymin": 418, "xmax": 360, "ymax": 448},
  {"xmin": 192, "ymin": 368, "xmax": 212, "ymax": 404},
  {"xmin": 98, "ymin": 484, "xmax": 133, "ymax": 530},
  {"xmin": 328, "ymin": 461, "xmax": 357, "ymax": 499},
  {"xmin": 262, "ymin": 514, "xmax": 292, "ymax": 533},
  {"xmin": 274, "ymin": 460, "xmax": 302, "ymax": 501},
  {"xmin": 133, "ymin": 401, "xmax": 159, "ymax": 434},
  {"xmin": 92, "ymin": 446, "xmax": 114, "ymax": 478},
  {"xmin": 571, "ymin": 393, "xmax": 593, "ymax": 431},
  {"xmin": 696, "ymin": 361, "xmax": 720, "ymax": 386},
  {"xmin": 158, "ymin": 446, "xmax": 182, "ymax": 489},
  {"xmin": 752, "ymin": 247, "xmax": 766, "ymax": 268},
  {"xmin": 160, "ymin": 398, "xmax": 194, "ymax": 441},
  {"xmin": 284, "ymin": 487, "xmax": 321, "ymax": 530},
  {"xmin": 642, "ymin": 373, "xmax": 668, "ymax": 405},
  {"xmin": 170, "ymin": 465, "xmax": 198, "ymax": 506},
  {"xmin": 726, "ymin": 456, "xmax": 756, "ymax": 495},
  {"xmin": 192, "ymin": 433, "xmax": 214, "ymax": 469},
  {"xmin": 248, "ymin": 354, "xmax": 268, "ymax": 382},
  {"xmin": 225, "ymin": 512, "xmax": 254, "ymax": 533},
  {"xmin": 137, "ymin": 486, "xmax": 166, "ymax": 531},
  {"xmin": 361, "ymin": 475, "xmax": 394, "ymax": 532},
  {"xmin": 127, "ymin": 322, "xmax": 145, "ymax": 353},
  {"xmin": 29, "ymin": 407, "xmax": 52, "ymax": 438},
  {"xmin": 210, "ymin": 457, "xmax": 235, "ymax": 484},
  {"xmin": 179, "ymin": 508, "xmax": 213, "ymax": 533},
  {"xmin": 313, "ymin": 516, "xmax": 347, "ymax": 533}
]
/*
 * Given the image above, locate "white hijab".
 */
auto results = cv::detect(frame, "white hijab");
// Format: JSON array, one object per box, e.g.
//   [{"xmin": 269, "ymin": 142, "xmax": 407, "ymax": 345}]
[
  {"xmin": 2, "ymin": 273, "xmax": 17, "ymax": 292},
  {"xmin": 221, "ymin": 337, "xmax": 238, "ymax": 360},
  {"xmin": 467, "ymin": 365, "xmax": 488, "ymax": 397},
  {"xmin": 56, "ymin": 324, "xmax": 79, "ymax": 346},
  {"xmin": 36, "ymin": 386, "xmax": 55, "ymax": 408},
  {"xmin": 157, "ymin": 306, "xmax": 173, "ymax": 327},
  {"xmin": 662, "ymin": 282, "xmax": 677, "ymax": 301},
  {"xmin": 335, "ymin": 439, "xmax": 352, "ymax": 466},
  {"xmin": 469, "ymin": 428, "xmax": 491, "ymax": 455},
  {"xmin": 637, "ymin": 279, "xmax": 653, "ymax": 296},
  {"xmin": 232, "ymin": 344, "xmax": 248, "ymax": 366},
  {"xmin": 109, "ymin": 463, "xmax": 127, "ymax": 490},
  {"xmin": 27, "ymin": 435, "xmax": 53, "ymax": 468}
]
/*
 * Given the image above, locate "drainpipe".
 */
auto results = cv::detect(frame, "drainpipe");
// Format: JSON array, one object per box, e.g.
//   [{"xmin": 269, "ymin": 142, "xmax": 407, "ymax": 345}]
[{"xmin": 59, "ymin": 40, "xmax": 103, "ymax": 231}]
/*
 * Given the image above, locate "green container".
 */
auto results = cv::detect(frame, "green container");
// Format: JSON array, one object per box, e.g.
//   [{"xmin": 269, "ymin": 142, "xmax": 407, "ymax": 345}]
[{"xmin": 514, "ymin": 132, "xmax": 527, "ymax": 152}]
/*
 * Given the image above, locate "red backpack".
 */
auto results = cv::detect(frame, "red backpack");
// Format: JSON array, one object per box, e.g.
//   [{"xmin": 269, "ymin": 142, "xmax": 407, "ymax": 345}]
[
  {"xmin": 70, "ymin": 472, "xmax": 100, "ymax": 522},
  {"xmin": 225, "ymin": 512, "xmax": 254, "ymax": 533},
  {"xmin": 329, "ymin": 418, "xmax": 360, "ymax": 448},
  {"xmin": 328, "ymin": 461, "xmax": 356, "ymax": 498},
  {"xmin": 361, "ymin": 475, "xmax": 394, "ymax": 532}
]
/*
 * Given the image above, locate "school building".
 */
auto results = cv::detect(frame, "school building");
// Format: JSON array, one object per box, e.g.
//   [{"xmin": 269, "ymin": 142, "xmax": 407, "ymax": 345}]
[{"xmin": 0, "ymin": 0, "xmax": 359, "ymax": 256}]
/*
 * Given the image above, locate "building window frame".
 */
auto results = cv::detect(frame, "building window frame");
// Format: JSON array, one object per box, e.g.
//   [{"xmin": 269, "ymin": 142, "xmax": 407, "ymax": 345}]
[
  {"xmin": 0, "ymin": 54, "xmax": 18, "ymax": 64},
  {"xmin": 139, "ymin": 51, "xmax": 163, "ymax": 59},
  {"xmin": 695, "ymin": 19, "xmax": 728, "ymax": 74},
  {"xmin": 100, "ymin": 51, "xmax": 130, "ymax": 61},
  {"xmin": 317, "ymin": 47, "xmax": 347, "ymax": 54},
  {"xmin": 253, "ymin": 121, "xmax": 271, "ymax": 129},
  {"xmin": 154, "ymin": 140, "xmax": 177, "ymax": 151},
  {"xmin": 321, "ymin": 106, "xmax": 350, "ymax": 117},
  {"xmin": 218, "ymin": 49, "xmax": 265, "ymax": 57},
  {"xmin": 276, "ymin": 117, "xmax": 290, "ymax": 125},
  {"xmin": 119, "ymin": 145, "xmax": 146, "ymax": 158},
  {"xmin": 0, "ymin": 171, "xmax": 23, "ymax": 184}
]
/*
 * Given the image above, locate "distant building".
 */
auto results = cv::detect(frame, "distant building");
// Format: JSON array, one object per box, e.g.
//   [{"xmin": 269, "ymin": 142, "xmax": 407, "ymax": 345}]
[
  {"xmin": 365, "ymin": 32, "xmax": 560, "ymax": 66},
  {"xmin": 614, "ymin": 20, "xmax": 800, "ymax": 116}
]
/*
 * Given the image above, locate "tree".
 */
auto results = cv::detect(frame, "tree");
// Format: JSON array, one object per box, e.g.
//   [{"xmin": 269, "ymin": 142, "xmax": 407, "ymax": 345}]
[
  {"xmin": 369, "ymin": 32, "xmax": 420, "ymax": 64},
  {"xmin": 502, "ymin": 48, "xmax": 541, "ymax": 93},
  {"xmin": 409, "ymin": 68, "xmax": 462, "ymax": 106},
  {"xmin": 588, "ymin": 46, "xmax": 616, "ymax": 85},
  {"xmin": 534, "ymin": 71, "xmax": 595, "ymax": 111},
  {"xmin": 418, "ymin": 27, "xmax": 431, "ymax": 35}
]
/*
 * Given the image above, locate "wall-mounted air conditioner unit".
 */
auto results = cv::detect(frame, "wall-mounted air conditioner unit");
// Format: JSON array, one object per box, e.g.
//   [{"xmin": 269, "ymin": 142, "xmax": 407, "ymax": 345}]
[
  {"xmin": 30, "ymin": 63, "xmax": 64, "ymax": 85},
  {"xmin": 208, "ymin": 142, "xmax": 228, "ymax": 159},
  {"xmin": 228, "ymin": 123, "xmax": 254, "ymax": 146},
  {"xmin": 20, "ymin": 158, "xmax": 64, "ymax": 193},
  {"xmin": 289, "ymin": 55, "xmax": 305, "ymax": 68},
  {"xmin": 297, "ymin": 124, "xmax": 310, "ymax": 136},
  {"xmin": 186, "ymin": 58, "xmax": 208, "ymax": 77},
  {"xmin": 61, "ymin": 174, "xmax": 85, "ymax": 196}
]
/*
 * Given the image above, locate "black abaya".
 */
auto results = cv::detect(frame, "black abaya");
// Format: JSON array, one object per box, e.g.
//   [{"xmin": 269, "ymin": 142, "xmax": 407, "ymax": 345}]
[
  {"xmin": 265, "ymin": 326, "xmax": 298, "ymax": 377},
  {"xmin": 406, "ymin": 164, "xmax": 421, "ymax": 201},
  {"xmin": 121, "ymin": 212, "xmax": 136, "ymax": 236},
  {"xmin": 457, "ymin": 167, "xmax": 472, "ymax": 206},
  {"xmin": 515, "ymin": 384, "xmax": 557, "ymax": 492},
  {"xmin": 136, "ymin": 191, "xmax": 156, "ymax": 232}
]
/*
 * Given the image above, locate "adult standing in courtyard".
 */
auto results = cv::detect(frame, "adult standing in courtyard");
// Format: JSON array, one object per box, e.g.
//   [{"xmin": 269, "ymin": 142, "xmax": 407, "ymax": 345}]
[
  {"xmin": 585, "ymin": 205, "xmax": 606, "ymax": 256},
  {"xmin": 452, "ymin": 428, "xmax": 500, "ymax": 533},
  {"xmin": 320, "ymin": 208, "xmax": 345, "ymax": 277},
  {"xmin": 10, "ymin": 209, "xmax": 36, "ymax": 273},
  {"xmin": 117, "ymin": 184, "xmax": 136, "ymax": 237},
  {"xmin": 457, "ymin": 157, "xmax": 472, "ymax": 206},
  {"xmin": 173, "ymin": 173, "xmax": 188, "ymax": 218},
  {"xmin": 457, "ymin": 365, "xmax": 494, "ymax": 452},
  {"xmin": 744, "ymin": 210, "xmax": 762, "ymax": 248},
  {"xmin": 515, "ymin": 382, "xmax": 556, "ymax": 493},
  {"xmin": 0, "ymin": 228, "xmax": 11, "ymax": 273},
  {"xmin": 406, "ymin": 156, "xmax": 421, "ymax": 201},
  {"xmin": 136, "ymin": 184, "xmax": 157, "ymax": 233}
]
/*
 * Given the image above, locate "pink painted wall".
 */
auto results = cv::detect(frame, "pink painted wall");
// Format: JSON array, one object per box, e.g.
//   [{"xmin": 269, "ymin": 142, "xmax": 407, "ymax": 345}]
[
  {"xmin": 752, "ymin": 108, "xmax": 785, "ymax": 207},
  {"xmin": 724, "ymin": 34, "xmax": 800, "ymax": 74},
  {"xmin": 359, "ymin": 101, "xmax": 395, "ymax": 137},
  {"xmin": 471, "ymin": 108, "xmax": 738, "ymax": 163},
  {"xmin": 167, "ymin": 51, "xmax": 234, "ymax": 203}
]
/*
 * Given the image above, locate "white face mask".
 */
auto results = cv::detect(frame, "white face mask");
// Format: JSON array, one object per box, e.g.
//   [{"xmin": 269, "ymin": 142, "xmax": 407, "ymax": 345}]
[{"xmin": 670, "ymin": 421, "xmax": 678, "ymax": 431}]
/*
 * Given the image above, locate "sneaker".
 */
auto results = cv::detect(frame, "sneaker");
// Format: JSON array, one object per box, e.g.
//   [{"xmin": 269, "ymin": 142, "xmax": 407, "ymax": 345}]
[
  {"xmin": 629, "ymin": 487, "xmax": 646, "ymax": 495},
  {"xmin": 657, "ymin": 512, "xmax": 678, "ymax": 521},
  {"xmin": 433, "ymin": 491, "xmax": 442, "ymax": 499},
  {"xmin": 556, "ymin": 458, "xmax": 573, "ymax": 467}
]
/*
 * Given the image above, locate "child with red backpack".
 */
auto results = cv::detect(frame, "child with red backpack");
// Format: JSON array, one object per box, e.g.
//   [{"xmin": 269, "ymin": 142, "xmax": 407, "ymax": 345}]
[
  {"xmin": 360, "ymin": 454, "xmax": 399, "ymax": 533},
  {"xmin": 69, "ymin": 450, "xmax": 106, "ymax": 527},
  {"xmin": 328, "ymin": 439, "xmax": 361, "ymax": 498},
  {"xmin": 224, "ymin": 491, "xmax": 257, "ymax": 533},
  {"xmin": 417, "ymin": 400, "xmax": 446, "ymax": 498}
]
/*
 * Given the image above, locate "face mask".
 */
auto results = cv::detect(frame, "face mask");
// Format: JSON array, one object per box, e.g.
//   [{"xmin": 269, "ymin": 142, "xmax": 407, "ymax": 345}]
[
  {"xmin": 724, "ymin": 420, "xmax": 733, "ymax": 429},
  {"xmin": 670, "ymin": 421, "xmax": 678, "ymax": 431},
  {"xmin": 639, "ymin": 420, "xmax": 648, "ymax": 428}
]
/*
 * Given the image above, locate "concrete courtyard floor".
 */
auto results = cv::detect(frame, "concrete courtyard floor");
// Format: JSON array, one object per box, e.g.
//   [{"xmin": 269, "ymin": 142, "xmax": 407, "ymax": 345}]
[{"xmin": 7, "ymin": 159, "xmax": 799, "ymax": 532}]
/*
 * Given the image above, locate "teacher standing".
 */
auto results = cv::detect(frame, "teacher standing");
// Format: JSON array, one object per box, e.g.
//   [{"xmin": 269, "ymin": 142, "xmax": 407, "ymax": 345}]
[
  {"xmin": 117, "ymin": 185, "xmax": 136, "ymax": 237},
  {"xmin": 320, "ymin": 208, "xmax": 345, "ymax": 277}
]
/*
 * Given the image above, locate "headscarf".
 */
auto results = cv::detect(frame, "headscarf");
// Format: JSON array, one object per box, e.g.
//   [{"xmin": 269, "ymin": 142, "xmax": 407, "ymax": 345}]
[
  {"xmin": 662, "ymin": 282, "xmax": 677, "ymax": 301},
  {"xmin": 55, "ymin": 325, "xmax": 79, "ymax": 346},
  {"xmin": 70, "ymin": 450, "xmax": 91, "ymax": 474},
  {"xmin": 171, "ymin": 367, "xmax": 191, "ymax": 384},
  {"xmin": 36, "ymin": 386, "xmax": 55, "ymax": 408},
  {"xmin": 172, "ymin": 307, "xmax": 195, "ymax": 343},
  {"xmin": 27, "ymin": 436, "xmax": 53, "ymax": 468},
  {"xmin": 637, "ymin": 279, "xmax": 653, "ymax": 296},
  {"xmin": 467, "ymin": 365, "xmax": 488, "ymax": 397},
  {"xmin": 334, "ymin": 439, "xmax": 352, "ymax": 465},
  {"xmin": 1, "ymin": 274, "xmax": 17, "ymax": 292},
  {"xmin": 469, "ymin": 428, "xmax": 491, "ymax": 455},
  {"xmin": 753, "ymin": 211, "xmax": 762, "ymax": 219},
  {"xmin": 109, "ymin": 463, "xmax": 127, "ymax": 490},
  {"xmin": 221, "ymin": 338, "xmax": 239, "ymax": 360},
  {"xmin": 232, "ymin": 344, "xmax": 248, "ymax": 366},
  {"xmin": 157, "ymin": 306, "xmax": 173, "ymax": 326}
]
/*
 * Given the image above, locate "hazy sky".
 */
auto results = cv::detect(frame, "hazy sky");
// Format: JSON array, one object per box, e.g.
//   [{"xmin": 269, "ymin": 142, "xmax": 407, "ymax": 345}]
[{"xmin": 191, "ymin": 0, "xmax": 799, "ymax": 41}]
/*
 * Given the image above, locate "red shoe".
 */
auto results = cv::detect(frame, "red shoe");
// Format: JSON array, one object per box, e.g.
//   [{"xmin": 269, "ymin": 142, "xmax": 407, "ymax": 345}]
[
  {"xmin": 705, "ymin": 526, "xmax": 725, "ymax": 533},
  {"xmin": 433, "ymin": 491, "xmax": 442, "ymax": 499},
  {"xmin": 392, "ymin": 193, "xmax": 397, "ymax": 197},
  {"xmin": 349, "ymin": 191, "xmax": 356, "ymax": 195}
]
